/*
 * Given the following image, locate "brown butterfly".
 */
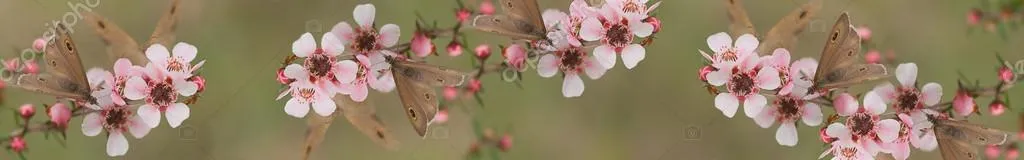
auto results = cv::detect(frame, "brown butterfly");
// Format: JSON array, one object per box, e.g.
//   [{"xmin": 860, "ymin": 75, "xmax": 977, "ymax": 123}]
[
  {"xmin": 82, "ymin": 0, "xmax": 180, "ymax": 64},
  {"xmin": 472, "ymin": 0, "xmax": 547, "ymax": 41},
  {"xmin": 929, "ymin": 116, "xmax": 1011, "ymax": 160},
  {"xmin": 16, "ymin": 24, "xmax": 93, "ymax": 102},
  {"xmin": 725, "ymin": 0, "xmax": 822, "ymax": 55},
  {"xmin": 807, "ymin": 13, "xmax": 887, "ymax": 94},
  {"xmin": 302, "ymin": 95, "xmax": 397, "ymax": 160},
  {"xmin": 385, "ymin": 55, "xmax": 468, "ymax": 137}
]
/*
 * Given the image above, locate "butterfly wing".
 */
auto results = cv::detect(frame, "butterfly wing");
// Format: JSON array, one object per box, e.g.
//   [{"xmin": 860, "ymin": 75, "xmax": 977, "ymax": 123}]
[
  {"xmin": 816, "ymin": 64, "xmax": 887, "ymax": 89},
  {"xmin": 146, "ymin": 0, "xmax": 182, "ymax": 47},
  {"xmin": 43, "ymin": 24, "xmax": 90, "ymax": 91},
  {"xmin": 935, "ymin": 119, "xmax": 1009, "ymax": 145},
  {"xmin": 725, "ymin": 0, "xmax": 757, "ymax": 38},
  {"xmin": 499, "ymin": 0, "xmax": 544, "ymax": 32},
  {"xmin": 937, "ymin": 138, "xmax": 981, "ymax": 160},
  {"xmin": 392, "ymin": 65, "xmax": 441, "ymax": 137},
  {"xmin": 82, "ymin": 12, "xmax": 147, "ymax": 64},
  {"xmin": 337, "ymin": 95, "xmax": 398, "ymax": 149},
  {"xmin": 812, "ymin": 13, "xmax": 865, "ymax": 91},
  {"xmin": 15, "ymin": 74, "xmax": 90, "ymax": 100},
  {"xmin": 755, "ymin": 0, "xmax": 823, "ymax": 55},
  {"xmin": 392, "ymin": 60, "xmax": 468, "ymax": 86},
  {"xmin": 472, "ymin": 15, "xmax": 546, "ymax": 40}
]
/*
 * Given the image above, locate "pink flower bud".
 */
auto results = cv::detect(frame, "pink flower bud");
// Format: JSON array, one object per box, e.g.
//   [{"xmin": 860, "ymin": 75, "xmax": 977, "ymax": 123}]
[
  {"xmin": 276, "ymin": 68, "xmax": 293, "ymax": 85},
  {"xmin": 456, "ymin": 9, "xmax": 472, "ymax": 22},
  {"xmin": 985, "ymin": 144, "xmax": 1001, "ymax": 158},
  {"xmin": 23, "ymin": 61, "xmax": 39, "ymax": 74},
  {"xmin": 498, "ymin": 134, "xmax": 513, "ymax": 152},
  {"xmin": 864, "ymin": 50, "xmax": 881, "ymax": 64},
  {"xmin": 411, "ymin": 33, "xmax": 434, "ymax": 57},
  {"xmin": 434, "ymin": 109, "xmax": 449, "ymax": 123},
  {"xmin": 644, "ymin": 16, "xmax": 661, "ymax": 33},
  {"xmin": 18, "ymin": 104, "xmax": 34, "ymax": 120},
  {"xmin": 9, "ymin": 136, "xmax": 25, "ymax": 153},
  {"xmin": 999, "ymin": 66, "xmax": 1015, "ymax": 83},
  {"xmin": 467, "ymin": 79, "xmax": 482, "ymax": 93},
  {"xmin": 1008, "ymin": 146, "xmax": 1021, "ymax": 159},
  {"xmin": 502, "ymin": 44, "xmax": 527, "ymax": 71},
  {"xmin": 698, "ymin": 66, "xmax": 714, "ymax": 82},
  {"xmin": 447, "ymin": 41, "xmax": 463, "ymax": 57},
  {"xmin": 32, "ymin": 38, "xmax": 47, "ymax": 52},
  {"xmin": 2, "ymin": 58, "xmax": 17, "ymax": 71},
  {"xmin": 953, "ymin": 88, "xmax": 976, "ymax": 116},
  {"xmin": 443, "ymin": 86, "xmax": 458, "ymax": 100},
  {"xmin": 479, "ymin": 1, "xmax": 495, "ymax": 15},
  {"xmin": 990, "ymin": 100, "xmax": 1007, "ymax": 116},
  {"xmin": 819, "ymin": 127, "xmax": 835, "ymax": 143},
  {"xmin": 189, "ymin": 76, "xmax": 206, "ymax": 93},
  {"xmin": 474, "ymin": 44, "xmax": 491, "ymax": 60},
  {"xmin": 48, "ymin": 103, "xmax": 70, "ymax": 128},
  {"xmin": 969, "ymin": 9, "xmax": 983, "ymax": 25},
  {"xmin": 856, "ymin": 26, "xmax": 872, "ymax": 41}
]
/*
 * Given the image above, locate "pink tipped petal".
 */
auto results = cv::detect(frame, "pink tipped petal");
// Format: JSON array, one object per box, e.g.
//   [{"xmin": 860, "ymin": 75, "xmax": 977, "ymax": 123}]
[
  {"xmin": 864, "ymin": 92, "xmax": 887, "ymax": 115},
  {"xmin": 593, "ymin": 45, "xmax": 617, "ymax": 69},
  {"xmin": 579, "ymin": 18, "xmax": 604, "ymax": 41},
  {"xmin": 834, "ymin": 93, "xmax": 858, "ymax": 116},
  {"xmin": 921, "ymin": 83, "xmax": 943, "ymax": 106},
  {"xmin": 82, "ymin": 113, "xmax": 103, "ymax": 136},
  {"xmin": 706, "ymin": 69, "xmax": 731, "ymax": 86},
  {"xmin": 284, "ymin": 64, "xmax": 309, "ymax": 80},
  {"xmin": 175, "ymin": 79, "xmax": 199, "ymax": 96},
  {"xmin": 128, "ymin": 115, "xmax": 151, "ymax": 138},
  {"xmin": 321, "ymin": 32, "xmax": 345, "ymax": 55},
  {"xmin": 137, "ymin": 105, "xmax": 162, "ymax": 128},
  {"xmin": 584, "ymin": 58, "xmax": 608, "ymax": 79},
  {"xmin": 292, "ymin": 33, "xmax": 317, "ymax": 57},
  {"xmin": 537, "ymin": 55, "xmax": 559, "ymax": 78},
  {"xmin": 778, "ymin": 84, "xmax": 793, "ymax": 96},
  {"xmin": 335, "ymin": 60, "xmax": 358, "ymax": 83},
  {"xmin": 166, "ymin": 103, "xmax": 190, "ymax": 128},
  {"xmin": 350, "ymin": 84, "xmax": 369, "ymax": 102},
  {"xmin": 114, "ymin": 58, "xmax": 133, "ymax": 75},
  {"xmin": 873, "ymin": 83, "xmax": 898, "ymax": 104},
  {"xmin": 285, "ymin": 98, "xmax": 310, "ymax": 118},
  {"xmin": 890, "ymin": 142, "xmax": 910, "ymax": 160},
  {"xmin": 353, "ymin": 4, "xmax": 376, "ymax": 28},
  {"xmin": 706, "ymin": 32, "xmax": 732, "ymax": 53},
  {"xmin": 331, "ymin": 22, "xmax": 355, "ymax": 44},
  {"xmin": 734, "ymin": 34, "xmax": 759, "ymax": 55},
  {"xmin": 876, "ymin": 119, "xmax": 901, "ymax": 143},
  {"xmin": 145, "ymin": 44, "xmax": 170, "ymax": 62},
  {"xmin": 743, "ymin": 94, "xmax": 768, "ymax": 118},
  {"xmin": 312, "ymin": 98, "xmax": 337, "ymax": 117},
  {"xmin": 896, "ymin": 63, "xmax": 918, "ymax": 88},
  {"xmin": 379, "ymin": 24, "xmax": 401, "ymax": 47},
  {"xmin": 172, "ymin": 42, "xmax": 198, "ymax": 62},
  {"xmin": 826, "ymin": 123, "xmax": 851, "ymax": 140},
  {"xmin": 738, "ymin": 53, "xmax": 760, "ymax": 71},
  {"xmin": 124, "ymin": 77, "xmax": 148, "ymax": 100},
  {"xmin": 715, "ymin": 93, "xmax": 740, "ymax": 118},
  {"xmin": 621, "ymin": 44, "xmax": 646, "ymax": 69},
  {"xmin": 756, "ymin": 66, "xmax": 781, "ymax": 90},
  {"xmin": 754, "ymin": 107, "xmax": 777, "ymax": 128},
  {"xmin": 802, "ymin": 103, "xmax": 823, "ymax": 126},
  {"xmin": 106, "ymin": 132, "xmax": 129, "ymax": 156},
  {"xmin": 630, "ymin": 21, "xmax": 654, "ymax": 37},
  {"xmin": 542, "ymin": 9, "xmax": 567, "ymax": 28},
  {"xmin": 562, "ymin": 73, "xmax": 585, "ymax": 97},
  {"xmin": 771, "ymin": 48, "xmax": 791, "ymax": 67},
  {"xmin": 776, "ymin": 123, "xmax": 799, "ymax": 146}
]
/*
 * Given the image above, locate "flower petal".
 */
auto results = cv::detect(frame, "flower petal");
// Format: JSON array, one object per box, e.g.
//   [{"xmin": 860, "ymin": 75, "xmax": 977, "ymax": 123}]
[
  {"xmin": 715, "ymin": 93, "xmax": 740, "ymax": 118},
  {"xmin": 379, "ymin": 24, "xmax": 401, "ymax": 47},
  {"xmin": 744, "ymin": 94, "xmax": 768, "ymax": 118},
  {"xmin": 735, "ymin": 34, "xmax": 759, "ymax": 55},
  {"xmin": 706, "ymin": 32, "xmax": 732, "ymax": 54},
  {"xmin": 537, "ymin": 54, "xmax": 559, "ymax": 78},
  {"xmin": 166, "ymin": 103, "xmax": 191, "ymax": 128},
  {"xmin": 876, "ymin": 119, "xmax": 901, "ymax": 143},
  {"xmin": 321, "ymin": 32, "xmax": 345, "ymax": 55},
  {"xmin": 113, "ymin": 58, "xmax": 135, "ymax": 75},
  {"xmin": 175, "ymin": 78, "xmax": 199, "ymax": 96},
  {"xmin": 285, "ymin": 98, "xmax": 310, "ymax": 118},
  {"xmin": 284, "ymin": 64, "xmax": 309, "ymax": 80},
  {"xmin": 802, "ymin": 103, "xmax": 823, "ymax": 126},
  {"xmin": 754, "ymin": 106, "xmax": 777, "ymax": 128},
  {"xmin": 776, "ymin": 123, "xmax": 799, "ymax": 146},
  {"xmin": 896, "ymin": 63, "xmax": 918, "ymax": 88},
  {"xmin": 312, "ymin": 98, "xmax": 337, "ymax": 117},
  {"xmin": 106, "ymin": 132, "xmax": 129, "ymax": 156},
  {"xmin": 834, "ymin": 93, "xmax": 858, "ymax": 116},
  {"xmin": 872, "ymin": 83, "xmax": 898, "ymax": 104},
  {"xmin": 172, "ymin": 42, "xmax": 198, "ymax": 63},
  {"xmin": 82, "ymin": 113, "xmax": 103, "ymax": 136},
  {"xmin": 706, "ymin": 69, "xmax": 732, "ymax": 86},
  {"xmin": 864, "ymin": 91, "xmax": 887, "ymax": 115},
  {"xmin": 593, "ymin": 45, "xmax": 617, "ymax": 69},
  {"xmin": 350, "ymin": 83, "xmax": 369, "ymax": 102},
  {"xmin": 145, "ymin": 44, "xmax": 170, "ymax": 64},
  {"xmin": 921, "ymin": 83, "xmax": 943, "ymax": 106},
  {"xmin": 826, "ymin": 123, "xmax": 850, "ymax": 140},
  {"xmin": 562, "ymin": 73, "xmax": 585, "ymax": 97},
  {"xmin": 128, "ymin": 115, "xmax": 152, "ymax": 138},
  {"xmin": 621, "ymin": 44, "xmax": 646, "ymax": 69},
  {"xmin": 124, "ymin": 77, "xmax": 148, "ymax": 100},
  {"xmin": 756, "ymin": 66, "xmax": 781, "ymax": 90},
  {"xmin": 137, "ymin": 104, "xmax": 162, "ymax": 128},
  {"xmin": 630, "ymin": 21, "xmax": 654, "ymax": 37},
  {"xmin": 770, "ymin": 48, "xmax": 791, "ymax": 67},
  {"xmin": 335, "ymin": 60, "xmax": 358, "ymax": 83},
  {"xmin": 331, "ymin": 22, "xmax": 355, "ymax": 44},
  {"xmin": 292, "ymin": 33, "xmax": 316, "ymax": 57},
  {"xmin": 584, "ymin": 57, "xmax": 608, "ymax": 79},
  {"xmin": 353, "ymin": 4, "xmax": 376, "ymax": 28},
  {"xmin": 579, "ymin": 18, "xmax": 604, "ymax": 41}
]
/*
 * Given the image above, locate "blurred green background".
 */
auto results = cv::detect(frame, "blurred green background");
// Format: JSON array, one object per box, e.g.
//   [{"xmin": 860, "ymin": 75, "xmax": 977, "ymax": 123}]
[{"xmin": 1, "ymin": 0, "xmax": 1022, "ymax": 159}]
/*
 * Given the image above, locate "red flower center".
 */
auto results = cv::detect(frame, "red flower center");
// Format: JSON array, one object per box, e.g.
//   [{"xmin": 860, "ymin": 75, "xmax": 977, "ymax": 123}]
[
  {"xmin": 166, "ymin": 58, "xmax": 186, "ymax": 72},
  {"xmin": 353, "ymin": 29, "xmax": 379, "ymax": 54},
  {"xmin": 774, "ymin": 96, "xmax": 804, "ymax": 121},
  {"xmin": 846, "ymin": 113, "xmax": 877, "ymax": 140},
  {"xmin": 728, "ymin": 71, "xmax": 757, "ymax": 96},
  {"xmin": 102, "ymin": 106, "xmax": 132, "ymax": 131},
  {"xmin": 895, "ymin": 88, "xmax": 922, "ymax": 113},
  {"xmin": 604, "ymin": 22, "xmax": 633, "ymax": 48},
  {"xmin": 559, "ymin": 47, "xmax": 586, "ymax": 72},
  {"xmin": 149, "ymin": 79, "xmax": 177, "ymax": 108},
  {"xmin": 304, "ymin": 50, "xmax": 336, "ymax": 79}
]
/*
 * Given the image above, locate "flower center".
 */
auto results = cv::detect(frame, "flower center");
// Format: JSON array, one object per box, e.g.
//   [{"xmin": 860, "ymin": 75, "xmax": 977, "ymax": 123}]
[
  {"xmin": 839, "ymin": 146, "xmax": 858, "ymax": 158},
  {"xmin": 719, "ymin": 49, "xmax": 739, "ymax": 62},
  {"xmin": 774, "ymin": 96, "xmax": 803, "ymax": 121},
  {"xmin": 604, "ymin": 22, "xmax": 633, "ymax": 47},
  {"xmin": 621, "ymin": 1, "xmax": 643, "ymax": 13},
  {"xmin": 559, "ymin": 47, "xmax": 585, "ymax": 72},
  {"xmin": 102, "ymin": 106, "xmax": 132, "ymax": 131},
  {"xmin": 149, "ymin": 80, "xmax": 176, "ymax": 107},
  {"xmin": 305, "ymin": 51, "xmax": 335, "ymax": 79},
  {"xmin": 727, "ymin": 72, "xmax": 757, "ymax": 95},
  {"xmin": 895, "ymin": 88, "xmax": 922, "ymax": 113},
  {"xmin": 298, "ymin": 88, "xmax": 316, "ymax": 101},
  {"xmin": 846, "ymin": 113, "xmax": 876, "ymax": 138},
  {"xmin": 353, "ymin": 30, "xmax": 379, "ymax": 54},
  {"xmin": 166, "ymin": 58, "xmax": 186, "ymax": 72}
]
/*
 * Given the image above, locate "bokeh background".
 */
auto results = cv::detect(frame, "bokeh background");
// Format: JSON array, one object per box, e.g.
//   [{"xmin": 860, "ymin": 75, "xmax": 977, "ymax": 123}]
[{"xmin": 1, "ymin": 0, "xmax": 1022, "ymax": 159}]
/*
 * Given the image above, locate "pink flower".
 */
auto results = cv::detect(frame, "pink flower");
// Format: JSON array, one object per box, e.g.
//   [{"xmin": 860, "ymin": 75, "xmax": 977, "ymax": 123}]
[
  {"xmin": 986, "ymin": 145, "xmax": 1001, "ymax": 159},
  {"xmin": 124, "ymin": 64, "xmax": 198, "ymax": 128},
  {"xmin": 644, "ymin": 16, "xmax": 661, "ymax": 33},
  {"xmin": 475, "ymin": 44, "xmax": 491, "ymax": 60},
  {"xmin": 822, "ymin": 124, "xmax": 875, "ymax": 160},
  {"xmin": 332, "ymin": 4, "xmax": 401, "ymax": 58},
  {"xmin": 502, "ymin": 44, "xmax": 527, "ymax": 72},
  {"xmin": 287, "ymin": 33, "xmax": 352, "ymax": 97},
  {"xmin": 873, "ymin": 63, "xmax": 942, "ymax": 115},
  {"xmin": 189, "ymin": 76, "xmax": 206, "ymax": 93},
  {"xmin": 81, "ymin": 97, "xmax": 151, "ymax": 157},
  {"xmin": 989, "ymin": 100, "xmax": 1007, "ymax": 116},
  {"xmin": 48, "ymin": 103, "xmax": 71, "ymax": 128},
  {"xmin": 605, "ymin": 0, "xmax": 661, "ymax": 22},
  {"xmin": 865, "ymin": 50, "xmax": 881, "ymax": 64},
  {"xmin": 32, "ymin": 37, "xmax": 47, "ymax": 52},
  {"xmin": 829, "ymin": 92, "xmax": 902, "ymax": 155},
  {"xmin": 953, "ymin": 87, "xmax": 976, "ymax": 116},
  {"xmin": 498, "ymin": 134, "xmax": 513, "ymax": 152},
  {"xmin": 579, "ymin": 2, "xmax": 654, "ymax": 69},
  {"xmin": 9, "ymin": 136, "xmax": 25, "ymax": 153},
  {"xmin": 411, "ymin": 32, "xmax": 434, "ymax": 57},
  {"xmin": 87, "ymin": 59, "xmax": 140, "ymax": 106},
  {"xmin": 880, "ymin": 114, "xmax": 918, "ymax": 160},
  {"xmin": 335, "ymin": 54, "xmax": 394, "ymax": 102},
  {"xmin": 856, "ymin": 26, "xmax": 872, "ymax": 41},
  {"xmin": 434, "ymin": 109, "xmax": 449, "ymax": 123},
  {"xmin": 19, "ymin": 104, "xmax": 34, "ymax": 120},
  {"xmin": 146, "ymin": 42, "xmax": 201, "ymax": 79},
  {"xmin": 1008, "ymin": 146, "xmax": 1020, "ymax": 159},
  {"xmin": 968, "ymin": 9, "xmax": 983, "ymax": 25},
  {"xmin": 22, "ymin": 61, "xmax": 38, "ymax": 74},
  {"xmin": 447, "ymin": 41, "xmax": 463, "ymax": 57},
  {"xmin": 909, "ymin": 110, "xmax": 939, "ymax": 151},
  {"xmin": 456, "ymin": 9, "xmax": 471, "ymax": 22},
  {"xmin": 479, "ymin": 1, "xmax": 495, "ymax": 15},
  {"xmin": 698, "ymin": 66, "xmax": 714, "ymax": 82},
  {"xmin": 761, "ymin": 49, "xmax": 817, "ymax": 95},
  {"xmin": 701, "ymin": 32, "xmax": 758, "ymax": 69},
  {"xmin": 999, "ymin": 66, "xmax": 1015, "ymax": 83},
  {"xmin": 3, "ymin": 58, "xmax": 18, "ymax": 71},
  {"xmin": 467, "ymin": 79, "xmax": 482, "ymax": 93},
  {"xmin": 705, "ymin": 38, "xmax": 779, "ymax": 118},
  {"xmin": 752, "ymin": 83, "xmax": 822, "ymax": 146},
  {"xmin": 276, "ymin": 68, "xmax": 293, "ymax": 85},
  {"xmin": 537, "ymin": 32, "xmax": 607, "ymax": 98},
  {"xmin": 443, "ymin": 86, "xmax": 458, "ymax": 100}
]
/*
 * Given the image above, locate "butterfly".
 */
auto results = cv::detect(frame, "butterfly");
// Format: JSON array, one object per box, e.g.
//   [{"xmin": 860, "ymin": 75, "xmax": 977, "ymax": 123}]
[
  {"xmin": 302, "ymin": 95, "xmax": 398, "ymax": 160},
  {"xmin": 928, "ymin": 116, "xmax": 1011, "ymax": 160},
  {"xmin": 472, "ymin": 0, "xmax": 547, "ymax": 41},
  {"xmin": 806, "ymin": 13, "xmax": 887, "ymax": 94},
  {"xmin": 385, "ymin": 55, "xmax": 468, "ymax": 137},
  {"xmin": 82, "ymin": 0, "xmax": 180, "ymax": 64},
  {"xmin": 15, "ymin": 23, "xmax": 93, "ymax": 103},
  {"xmin": 725, "ymin": 0, "xmax": 822, "ymax": 55}
]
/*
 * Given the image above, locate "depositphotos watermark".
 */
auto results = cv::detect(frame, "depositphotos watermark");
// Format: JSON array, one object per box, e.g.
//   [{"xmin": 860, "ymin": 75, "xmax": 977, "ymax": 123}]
[{"xmin": 15, "ymin": 0, "xmax": 102, "ymax": 64}]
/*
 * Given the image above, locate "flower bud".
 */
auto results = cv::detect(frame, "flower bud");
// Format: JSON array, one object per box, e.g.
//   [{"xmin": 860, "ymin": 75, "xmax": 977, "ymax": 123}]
[
  {"xmin": 447, "ymin": 41, "xmax": 463, "ymax": 57},
  {"xmin": 18, "ymin": 104, "xmax": 34, "ymax": 120}
]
